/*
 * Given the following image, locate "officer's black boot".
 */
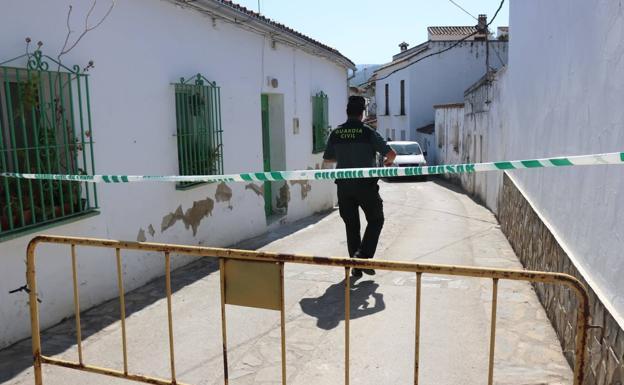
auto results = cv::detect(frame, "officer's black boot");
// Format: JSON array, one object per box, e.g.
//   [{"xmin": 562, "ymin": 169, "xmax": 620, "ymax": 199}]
[{"xmin": 353, "ymin": 250, "xmax": 375, "ymax": 276}]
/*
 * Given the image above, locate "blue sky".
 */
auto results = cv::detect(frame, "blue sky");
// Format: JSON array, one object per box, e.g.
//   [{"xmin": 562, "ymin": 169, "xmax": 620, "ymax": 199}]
[{"xmin": 233, "ymin": 0, "xmax": 509, "ymax": 64}]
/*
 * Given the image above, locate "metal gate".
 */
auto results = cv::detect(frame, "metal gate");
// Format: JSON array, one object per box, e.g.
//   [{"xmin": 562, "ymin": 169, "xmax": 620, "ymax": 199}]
[{"xmin": 26, "ymin": 235, "xmax": 589, "ymax": 385}]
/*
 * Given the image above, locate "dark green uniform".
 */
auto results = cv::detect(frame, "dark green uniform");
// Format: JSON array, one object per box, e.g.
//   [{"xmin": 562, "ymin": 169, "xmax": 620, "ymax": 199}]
[{"xmin": 323, "ymin": 119, "xmax": 392, "ymax": 259}]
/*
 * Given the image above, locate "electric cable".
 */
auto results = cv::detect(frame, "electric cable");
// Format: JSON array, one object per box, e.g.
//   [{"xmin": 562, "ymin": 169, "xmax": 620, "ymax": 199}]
[
  {"xmin": 360, "ymin": 0, "xmax": 506, "ymax": 87},
  {"xmin": 448, "ymin": 0, "xmax": 478, "ymax": 20}
]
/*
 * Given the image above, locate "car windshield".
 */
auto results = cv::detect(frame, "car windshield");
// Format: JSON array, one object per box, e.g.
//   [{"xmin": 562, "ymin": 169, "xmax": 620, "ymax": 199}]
[{"xmin": 390, "ymin": 143, "xmax": 422, "ymax": 156}]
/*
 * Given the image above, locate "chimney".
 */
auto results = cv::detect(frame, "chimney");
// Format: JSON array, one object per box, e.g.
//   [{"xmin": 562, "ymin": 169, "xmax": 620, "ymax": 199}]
[
  {"xmin": 476, "ymin": 14, "xmax": 488, "ymax": 34},
  {"xmin": 497, "ymin": 26, "xmax": 509, "ymax": 40},
  {"xmin": 399, "ymin": 42, "xmax": 409, "ymax": 52}
]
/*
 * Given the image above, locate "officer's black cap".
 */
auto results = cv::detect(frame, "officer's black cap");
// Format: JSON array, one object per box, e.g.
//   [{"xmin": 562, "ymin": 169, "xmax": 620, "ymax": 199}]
[
  {"xmin": 347, "ymin": 96, "xmax": 366, "ymax": 109},
  {"xmin": 347, "ymin": 96, "xmax": 366, "ymax": 116}
]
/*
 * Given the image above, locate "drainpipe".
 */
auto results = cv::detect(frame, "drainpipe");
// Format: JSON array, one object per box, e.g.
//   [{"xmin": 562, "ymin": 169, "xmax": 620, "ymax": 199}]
[
  {"xmin": 347, "ymin": 67, "xmax": 357, "ymax": 82},
  {"xmin": 347, "ymin": 67, "xmax": 357, "ymax": 98},
  {"xmin": 477, "ymin": 14, "xmax": 491, "ymax": 78}
]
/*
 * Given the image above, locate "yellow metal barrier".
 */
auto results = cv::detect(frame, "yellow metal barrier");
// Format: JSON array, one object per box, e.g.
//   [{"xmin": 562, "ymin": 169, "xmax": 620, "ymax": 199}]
[{"xmin": 26, "ymin": 235, "xmax": 590, "ymax": 385}]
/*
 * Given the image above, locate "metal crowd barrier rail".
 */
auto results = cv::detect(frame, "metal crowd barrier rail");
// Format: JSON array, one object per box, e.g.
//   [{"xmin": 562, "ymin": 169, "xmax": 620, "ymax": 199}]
[{"xmin": 26, "ymin": 235, "xmax": 589, "ymax": 385}]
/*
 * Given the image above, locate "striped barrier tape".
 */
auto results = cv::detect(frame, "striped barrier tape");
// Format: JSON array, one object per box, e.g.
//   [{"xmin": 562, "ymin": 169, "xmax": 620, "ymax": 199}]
[{"xmin": 1, "ymin": 152, "xmax": 623, "ymax": 184}]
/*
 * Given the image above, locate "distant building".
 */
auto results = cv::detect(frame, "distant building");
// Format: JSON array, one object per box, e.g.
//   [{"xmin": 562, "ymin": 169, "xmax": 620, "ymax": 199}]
[
  {"xmin": 349, "ymin": 72, "xmax": 377, "ymax": 126},
  {"xmin": 374, "ymin": 17, "xmax": 508, "ymax": 159},
  {"xmin": 497, "ymin": 26, "xmax": 509, "ymax": 40}
]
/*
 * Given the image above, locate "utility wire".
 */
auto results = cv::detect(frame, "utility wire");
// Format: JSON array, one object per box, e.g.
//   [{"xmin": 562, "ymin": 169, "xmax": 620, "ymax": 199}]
[
  {"xmin": 491, "ymin": 43, "xmax": 506, "ymax": 67},
  {"xmin": 359, "ymin": 31, "xmax": 478, "ymax": 87},
  {"xmin": 448, "ymin": 0, "xmax": 478, "ymax": 20},
  {"xmin": 360, "ymin": 0, "xmax": 505, "ymax": 87},
  {"xmin": 489, "ymin": 0, "xmax": 505, "ymax": 26}
]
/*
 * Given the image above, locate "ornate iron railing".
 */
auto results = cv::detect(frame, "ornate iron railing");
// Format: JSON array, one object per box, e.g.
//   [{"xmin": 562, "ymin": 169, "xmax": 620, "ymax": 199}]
[{"xmin": 0, "ymin": 48, "xmax": 97, "ymax": 238}]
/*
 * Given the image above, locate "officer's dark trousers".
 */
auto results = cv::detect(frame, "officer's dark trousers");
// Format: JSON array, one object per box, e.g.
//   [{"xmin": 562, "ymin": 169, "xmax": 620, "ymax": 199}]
[{"xmin": 337, "ymin": 183, "xmax": 385, "ymax": 259}]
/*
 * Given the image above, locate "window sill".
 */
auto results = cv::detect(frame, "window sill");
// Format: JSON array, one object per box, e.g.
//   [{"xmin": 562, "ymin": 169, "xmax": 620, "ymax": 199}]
[
  {"xmin": 0, "ymin": 209, "xmax": 100, "ymax": 243},
  {"xmin": 266, "ymin": 210, "xmax": 288, "ymax": 227},
  {"xmin": 175, "ymin": 181, "xmax": 214, "ymax": 191}
]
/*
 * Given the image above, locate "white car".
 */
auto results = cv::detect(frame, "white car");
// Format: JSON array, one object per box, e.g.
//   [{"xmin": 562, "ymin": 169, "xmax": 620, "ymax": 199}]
[
  {"xmin": 379, "ymin": 141, "xmax": 428, "ymax": 180},
  {"xmin": 382, "ymin": 141, "xmax": 427, "ymax": 167}
]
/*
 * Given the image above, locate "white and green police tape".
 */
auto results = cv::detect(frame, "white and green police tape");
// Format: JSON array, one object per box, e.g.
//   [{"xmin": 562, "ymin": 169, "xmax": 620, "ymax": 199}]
[{"xmin": 1, "ymin": 152, "xmax": 623, "ymax": 184}]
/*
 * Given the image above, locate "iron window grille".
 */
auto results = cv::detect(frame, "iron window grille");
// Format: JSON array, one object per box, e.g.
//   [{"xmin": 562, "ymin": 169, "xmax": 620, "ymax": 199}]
[
  {"xmin": 173, "ymin": 74, "xmax": 224, "ymax": 189},
  {"xmin": 312, "ymin": 91, "xmax": 329, "ymax": 153},
  {"xmin": 0, "ymin": 49, "xmax": 97, "ymax": 238}
]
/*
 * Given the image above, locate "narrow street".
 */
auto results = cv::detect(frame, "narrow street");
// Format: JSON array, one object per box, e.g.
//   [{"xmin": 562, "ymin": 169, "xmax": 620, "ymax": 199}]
[{"xmin": 1, "ymin": 179, "xmax": 572, "ymax": 385}]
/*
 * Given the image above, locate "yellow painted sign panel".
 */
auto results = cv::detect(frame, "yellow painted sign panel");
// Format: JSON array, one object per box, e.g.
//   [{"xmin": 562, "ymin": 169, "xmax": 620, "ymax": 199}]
[{"xmin": 223, "ymin": 259, "xmax": 282, "ymax": 311}]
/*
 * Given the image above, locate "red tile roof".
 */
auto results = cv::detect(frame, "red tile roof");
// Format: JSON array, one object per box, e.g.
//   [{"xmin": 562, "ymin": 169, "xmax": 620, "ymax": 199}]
[
  {"xmin": 416, "ymin": 123, "xmax": 435, "ymax": 135},
  {"xmin": 428, "ymin": 26, "xmax": 479, "ymax": 36},
  {"xmin": 214, "ymin": 0, "xmax": 355, "ymax": 67}
]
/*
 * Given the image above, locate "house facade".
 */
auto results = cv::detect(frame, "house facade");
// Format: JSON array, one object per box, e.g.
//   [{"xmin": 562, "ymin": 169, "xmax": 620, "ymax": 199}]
[
  {"xmin": 433, "ymin": 1, "xmax": 624, "ymax": 381},
  {"xmin": 0, "ymin": 0, "xmax": 353, "ymax": 348},
  {"xmin": 374, "ymin": 24, "xmax": 508, "ymax": 157}
]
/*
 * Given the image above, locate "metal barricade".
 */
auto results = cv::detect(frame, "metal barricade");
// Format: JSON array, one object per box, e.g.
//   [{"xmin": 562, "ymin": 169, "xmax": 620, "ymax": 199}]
[{"xmin": 26, "ymin": 235, "xmax": 589, "ymax": 385}]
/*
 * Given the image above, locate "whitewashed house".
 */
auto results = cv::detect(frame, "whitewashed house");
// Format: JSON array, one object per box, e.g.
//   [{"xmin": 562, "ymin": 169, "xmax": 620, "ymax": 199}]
[
  {"xmin": 374, "ymin": 20, "xmax": 508, "ymax": 159},
  {"xmin": 0, "ymin": 0, "xmax": 353, "ymax": 348},
  {"xmin": 432, "ymin": 1, "xmax": 624, "ymax": 380}
]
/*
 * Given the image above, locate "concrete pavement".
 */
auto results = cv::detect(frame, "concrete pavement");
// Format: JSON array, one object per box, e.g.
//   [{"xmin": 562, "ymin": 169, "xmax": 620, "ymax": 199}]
[{"xmin": 1, "ymin": 179, "xmax": 572, "ymax": 384}]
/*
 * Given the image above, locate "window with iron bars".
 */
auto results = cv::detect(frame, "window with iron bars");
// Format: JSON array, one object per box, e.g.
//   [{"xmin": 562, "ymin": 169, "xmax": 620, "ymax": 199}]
[
  {"xmin": 312, "ymin": 91, "xmax": 329, "ymax": 153},
  {"xmin": 174, "ymin": 74, "xmax": 223, "ymax": 189},
  {"xmin": 0, "ymin": 50, "xmax": 97, "ymax": 239}
]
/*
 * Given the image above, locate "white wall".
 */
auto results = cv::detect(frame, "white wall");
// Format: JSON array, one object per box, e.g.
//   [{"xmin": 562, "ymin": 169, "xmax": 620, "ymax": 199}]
[
  {"xmin": 460, "ymin": 70, "xmax": 508, "ymax": 211},
  {"xmin": 440, "ymin": 0, "xmax": 624, "ymax": 327},
  {"xmin": 0, "ymin": 0, "xmax": 348, "ymax": 348},
  {"xmin": 501, "ymin": 0, "xmax": 624, "ymax": 326},
  {"xmin": 434, "ymin": 106, "xmax": 464, "ymax": 166},
  {"xmin": 376, "ymin": 75, "xmax": 409, "ymax": 140},
  {"xmin": 376, "ymin": 41, "xmax": 508, "ymax": 142}
]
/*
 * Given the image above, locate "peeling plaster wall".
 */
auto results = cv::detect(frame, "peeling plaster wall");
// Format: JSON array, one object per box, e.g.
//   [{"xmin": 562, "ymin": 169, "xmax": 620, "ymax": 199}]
[{"xmin": 0, "ymin": 0, "xmax": 346, "ymax": 348}]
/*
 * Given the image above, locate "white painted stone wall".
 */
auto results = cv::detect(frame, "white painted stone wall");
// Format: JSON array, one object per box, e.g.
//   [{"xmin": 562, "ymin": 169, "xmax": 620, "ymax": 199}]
[
  {"xmin": 461, "ymin": 71, "xmax": 508, "ymax": 212},
  {"xmin": 376, "ymin": 41, "xmax": 508, "ymax": 143},
  {"xmin": 434, "ymin": 105, "xmax": 465, "ymax": 166},
  {"xmin": 437, "ymin": 0, "xmax": 624, "ymax": 327},
  {"xmin": 0, "ymin": 0, "xmax": 349, "ymax": 348},
  {"xmin": 501, "ymin": 0, "xmax": 624, "ymax": 326}
]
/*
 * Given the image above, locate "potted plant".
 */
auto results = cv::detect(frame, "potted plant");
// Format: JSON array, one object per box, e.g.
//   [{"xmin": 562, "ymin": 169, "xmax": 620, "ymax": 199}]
[
  {"xmin": 0, "ymin": 196, "xmax": 34, "ymax": 231},
  {"xmin": 188, "ymin": 91, "xmax": 205, "ymax": 116},
  {"xmin": 0, "ymin": 198, "xmax": 15, "ymax": 231},
  {"xmin": 1, "ymin": 179, "xmax": 18, "ymax": 231},
  {"xmin": 207, "ymin": 146, "xmax": 221, "ymax": 175}
]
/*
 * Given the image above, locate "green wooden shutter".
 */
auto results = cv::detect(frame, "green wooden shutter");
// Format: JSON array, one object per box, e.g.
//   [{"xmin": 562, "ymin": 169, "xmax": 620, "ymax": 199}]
[{"xmin": 312, "ymin": 91, "xmax": 328, "ymax": 153}]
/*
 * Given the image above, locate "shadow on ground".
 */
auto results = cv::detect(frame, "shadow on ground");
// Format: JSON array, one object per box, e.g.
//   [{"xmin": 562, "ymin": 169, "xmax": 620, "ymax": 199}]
[
  {"xmin": 429, "ymin": 176, "xmax": 486, "ymax": 206},
  {"xmin": 0, "ymin": 210, "xmax": 335, "ymax": 383},
  {"xmin": 382, "ymin": 176, "xmax": 497, "ymax": 226},
  {"xmin": 299, "ymin": 277, "xmax": 386, "ymax": 330}
]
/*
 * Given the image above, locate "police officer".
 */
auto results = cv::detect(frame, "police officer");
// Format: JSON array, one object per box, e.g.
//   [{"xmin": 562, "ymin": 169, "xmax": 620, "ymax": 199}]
[{"xmin": 322, "ymin": 96, "xmax": 397, "ymax": 277}]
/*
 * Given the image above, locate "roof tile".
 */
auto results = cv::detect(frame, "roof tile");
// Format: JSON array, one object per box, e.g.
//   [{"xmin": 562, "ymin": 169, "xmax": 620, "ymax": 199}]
[
  {"xmin": 428, "ymin": 26, "xmax": 479, "ymax": 36},
  {"xmin": 215, "ymin": 0, "xmax": 354, "ymax": 66}
]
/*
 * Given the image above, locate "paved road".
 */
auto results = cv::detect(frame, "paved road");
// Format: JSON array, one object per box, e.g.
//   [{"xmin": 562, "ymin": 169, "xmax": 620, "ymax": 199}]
[{"xmin": 1, "ymin": 179, "xmax": 572, "ymax": 385}]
